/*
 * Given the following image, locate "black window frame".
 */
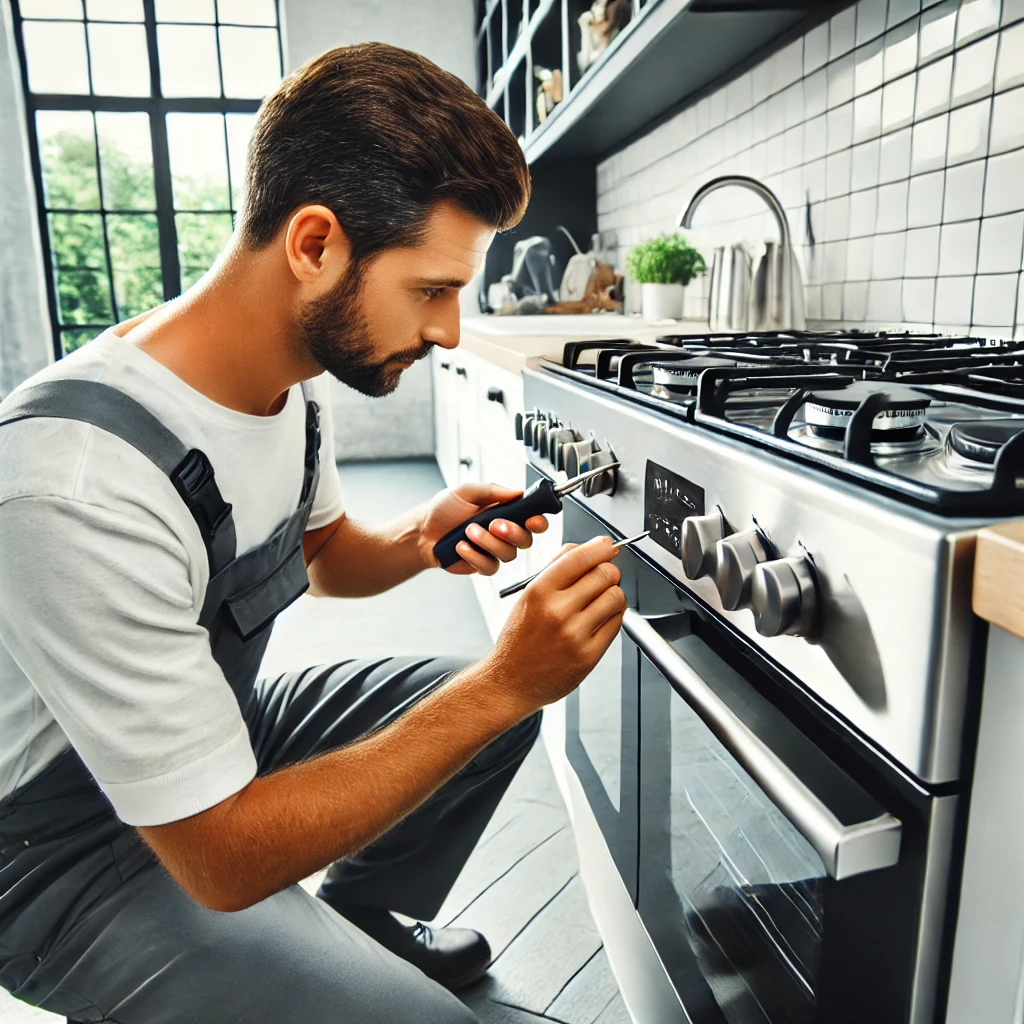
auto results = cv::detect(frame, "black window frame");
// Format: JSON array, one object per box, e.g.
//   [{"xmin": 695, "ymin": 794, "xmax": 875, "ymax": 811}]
[{"xmin": 10, "ymin": 0, "xmax": 284, "ymax": 360}]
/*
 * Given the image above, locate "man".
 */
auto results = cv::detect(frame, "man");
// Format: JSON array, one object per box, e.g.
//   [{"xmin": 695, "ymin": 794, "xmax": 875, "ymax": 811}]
[{"xmin": 0, "ymin": 42, "xmax": 626, "ymax": 1024}]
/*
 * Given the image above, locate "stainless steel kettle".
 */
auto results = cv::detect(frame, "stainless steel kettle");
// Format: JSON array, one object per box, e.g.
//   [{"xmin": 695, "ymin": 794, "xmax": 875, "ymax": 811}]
[
  {"xmin": 708, "ymin": 244, "xmax": 752, "ymax": 332},
  {"xmin": 751, "ymin": 241, "xmax": 807, "ymax": 331}
]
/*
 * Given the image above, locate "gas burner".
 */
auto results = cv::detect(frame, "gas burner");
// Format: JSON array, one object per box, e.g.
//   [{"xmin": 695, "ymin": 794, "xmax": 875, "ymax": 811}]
[
  {"xmin": 803, "ymin": 381, "xmax": 930, "ymax": 442},
  {"xmin": 649, "ymin": 357, "xmax": 759, "ymax": 400},
  {"xmin": 948, "ymin": 420, "xmax": 1024, "ymax": 465}
]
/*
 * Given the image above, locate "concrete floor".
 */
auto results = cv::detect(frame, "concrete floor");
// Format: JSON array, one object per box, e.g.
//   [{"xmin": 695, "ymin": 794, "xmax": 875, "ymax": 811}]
[{"xmin": 0, "ymin": 459, "xmax": 627, "ymax": 1024}]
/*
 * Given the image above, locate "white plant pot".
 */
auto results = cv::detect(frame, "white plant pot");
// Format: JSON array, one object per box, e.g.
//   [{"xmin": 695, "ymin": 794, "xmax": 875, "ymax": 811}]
[{"xmin": 641, "ymin": 282, "xmax": 684, "ymax": 321}]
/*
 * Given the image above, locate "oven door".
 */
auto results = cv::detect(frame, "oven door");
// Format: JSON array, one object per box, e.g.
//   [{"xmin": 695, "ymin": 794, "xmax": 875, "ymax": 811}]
[
  {"xmin": 630, "ymin": 581, "xmax": 953, "ymax": 1024},
  {"xmin": 561, "ymin": 497, "xmax": 641, "ymax": 900}
]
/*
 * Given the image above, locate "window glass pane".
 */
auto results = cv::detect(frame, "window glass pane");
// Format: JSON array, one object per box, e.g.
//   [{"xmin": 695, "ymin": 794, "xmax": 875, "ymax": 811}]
[
  {"xmin": 176, "ymin": 212, "xmax": 232, "ymax": 289},
  {"xmin": 216, "ymin": 0, "xmax": 275, "ymax": 25},
  {"xmin": 107, "ymin": 214, "xmax": 163, "ymax": 318},
  {"xmin": 48, "ymin": 212, "xmax": 107, "ymax": 269},
  {"xmin": 87, "ymin": 23, "xmax": 150, "ymax": 95},
  {"xmin": 218, "ymin": 26, "xmax": 280, "ymax": 98},
  {"xmin": 85, "ymin": 0, "xmax": 143, "ymax": 20},
  {"xmin": 155, "ymin": 0, "xmax": 214, "ymax": 21},
  {"xmin": 23, "ymin": 21, "xmax": 90, "ymax": 94},
  {"xmin": 20, "ymin": 0, "xmax": 83, "ymax": 17},
  {"xmin": 55, "ymin": 269, "xmax": 113, "ymax": 324},
  {"xmin": 96, "ymin": 112, "xmax": 156, "ymax": 210},
  {"xmin": 157, "ymin": 24, "xmax": 220, "ymax": 96},
  {"xmin": 61, "ymin": 327, "xmax": 105, "ymax": 353},
  {"xmin": 36, "ymin": 111, "xmax": 100, "ymax": 209},
  {"xmin": 225, "ymin": 112, "xmax": 255, "ymax": 209},
  {"xmin": 167, "ymin": 113, "xmax": 230, "ymax": 209}
]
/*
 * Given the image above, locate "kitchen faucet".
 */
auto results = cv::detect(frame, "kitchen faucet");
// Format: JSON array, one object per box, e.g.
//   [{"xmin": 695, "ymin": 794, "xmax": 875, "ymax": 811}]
[{"xmin": 679, "ymin": 174, "xmax": 806, "ymax": 331}]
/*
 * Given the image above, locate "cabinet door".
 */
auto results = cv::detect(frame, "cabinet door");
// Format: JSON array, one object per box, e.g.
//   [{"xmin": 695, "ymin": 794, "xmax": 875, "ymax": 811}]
[{"xmin": 432, "ymin": 351, "xmax": 458, "ymax": 486}]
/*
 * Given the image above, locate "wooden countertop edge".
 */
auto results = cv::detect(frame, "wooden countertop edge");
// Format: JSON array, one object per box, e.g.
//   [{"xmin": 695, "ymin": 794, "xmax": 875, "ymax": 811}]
[{"xmin": 973, "ymin": 521, "xmax": 1024, "ymax": 639}]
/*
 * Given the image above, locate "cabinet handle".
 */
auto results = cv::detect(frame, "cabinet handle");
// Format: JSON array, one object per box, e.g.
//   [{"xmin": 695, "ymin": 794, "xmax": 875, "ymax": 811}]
[
  {"xmin": 455, "ymin": 366, "xmax": 468, "ymax": 377},
  {"xmin": 459, "ymin": 456, "xmax": 474, "ymax": 467},
  {"xmin": 486, "ymin": 387, "xmax": 504, "ymax": 404},
  {"xmin": 440, "ymin": 361, "xmax": 451, "ymax": 370}
]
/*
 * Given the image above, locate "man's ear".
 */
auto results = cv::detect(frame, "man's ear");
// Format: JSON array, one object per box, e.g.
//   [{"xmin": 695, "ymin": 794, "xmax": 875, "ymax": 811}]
[{"xmin": 284, "ymin": 205, "xmax": 352, "ymax": 291}]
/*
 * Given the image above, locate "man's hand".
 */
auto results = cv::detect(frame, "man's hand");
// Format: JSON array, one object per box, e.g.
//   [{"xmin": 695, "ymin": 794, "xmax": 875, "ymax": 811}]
[
  {"xmin": 481, "ymin": 536, "xmax": 627, "ymax": 712},
  {"xmin": 418, "ymin": 483, "xmax": 548, "ymax": 576}
]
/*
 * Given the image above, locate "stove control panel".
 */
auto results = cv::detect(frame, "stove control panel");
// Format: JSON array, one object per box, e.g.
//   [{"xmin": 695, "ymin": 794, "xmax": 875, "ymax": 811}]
[{"xmin": 518, "ymin": 409, "xmax": 617, "ymax": 497}]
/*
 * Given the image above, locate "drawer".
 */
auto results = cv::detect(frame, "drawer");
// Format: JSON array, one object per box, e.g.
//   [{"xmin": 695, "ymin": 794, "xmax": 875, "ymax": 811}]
[{"xmin": 477, "ymin": 363, "xmax": 524, "ymax": 441}]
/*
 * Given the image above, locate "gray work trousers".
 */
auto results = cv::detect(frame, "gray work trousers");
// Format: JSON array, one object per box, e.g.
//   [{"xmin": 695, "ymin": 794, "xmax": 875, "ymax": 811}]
[{"xmin": 0, "ymin": 656, "xmax": 541, "ymax": 1024}]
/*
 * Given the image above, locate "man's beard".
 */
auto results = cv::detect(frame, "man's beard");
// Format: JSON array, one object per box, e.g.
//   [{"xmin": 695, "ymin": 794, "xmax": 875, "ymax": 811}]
[{"xmin": 297, "ymin": 265, "xmax": 432, "ymax": 398}]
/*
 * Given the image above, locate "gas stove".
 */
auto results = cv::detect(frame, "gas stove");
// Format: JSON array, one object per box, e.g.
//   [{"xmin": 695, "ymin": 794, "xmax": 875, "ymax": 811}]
[
  {"xmin": 537, "ymin": 330, "xmax": 1024, "ymax": 516},
  {"xmin": 524, "ymin": 330, "xmax": 1020, "ymax": 1023}
]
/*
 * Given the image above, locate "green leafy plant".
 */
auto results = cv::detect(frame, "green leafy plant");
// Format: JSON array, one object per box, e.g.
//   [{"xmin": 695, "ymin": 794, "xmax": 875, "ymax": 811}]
[{"xmin": 625, "ymin": 233, "xmax": 706, "ymax": 285}]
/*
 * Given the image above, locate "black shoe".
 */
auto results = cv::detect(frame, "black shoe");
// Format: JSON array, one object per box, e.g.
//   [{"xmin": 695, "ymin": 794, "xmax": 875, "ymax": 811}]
[{"xmin": 325, "ymin": 900, "xmax": 492, "ymax": 990}]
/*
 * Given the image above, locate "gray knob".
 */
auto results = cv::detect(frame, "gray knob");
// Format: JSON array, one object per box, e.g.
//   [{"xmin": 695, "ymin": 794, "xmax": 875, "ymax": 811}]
[
  {"xmin": 582, "ymin": 449, "xmax": 618, "ymax": 497},
  {"xmin": 715, "ymin": 530, "xmax": 770, "ymax": 611},
  {"xmin": 534, "ymin": 421, "xmax": 548, "ymax": 454},
  {"xmin": 681, "ymin": 513, "xmax": 727, "ymax": 580},
  {"xmin": 751, "ymin": 557, "xmax": 819, "ymax": 637},
  {"xmin": 564, "ymin": 438, "xmax": 597, "ymax": 478},
  {"xmin": 548, "ymin": 428, "xmax": 578, "ymax": 468}
]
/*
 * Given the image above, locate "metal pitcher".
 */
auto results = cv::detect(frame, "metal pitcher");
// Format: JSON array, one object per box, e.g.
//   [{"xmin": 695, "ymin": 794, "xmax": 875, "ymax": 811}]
[{"xmin": 708, "ymin": 243, "xmax": 752, "ymax": 332}]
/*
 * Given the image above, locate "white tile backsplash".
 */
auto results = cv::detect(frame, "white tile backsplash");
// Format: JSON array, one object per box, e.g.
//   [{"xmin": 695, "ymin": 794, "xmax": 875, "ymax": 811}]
[
  {"xmin": 905, "ymin": 225, "xmax": 942, "ymax": 276},
  {"xmin": 977, "ymin": 213, "xmax": 1024, "ymax": 273},
  {"xmin": 908, "ymin": 169, "xmax": 946, "ymax": 225},
  {"xmin": 984, "ymin": 149, "xmax": 1024, "ymax": 215},
  {"xmin": 943, "ymin": 159, "xmax": 986, "ymax": 222},
  {"xmin": 946, "ymin": 97, "xmax": 991, "ymax": 164},
  {"xmin": 957, "ymin": 0, "xmax": 1003, "ymax": 45},
  {"xmin": 920, "ymin": 0, "xmax": 959, "ymax": 61},
  {"xmin": 939, "ymin": 219, "xmax": 981, "ymax": 275},
  {"xmin": 951, "ymin": 34, "xmax": 999, "ymax": 107},
  {"xmin": 990, "ymin": 87, "xmax": 1024, "ymax": 154},
  {"xmin": 995, "ymin": 21, "xmax": 1024, "ymax": 89},
  {"xmin": 598, "ymin": 7, "xmax": 1024, "ymax": 337},
  {"xmin": 885, "ymin": 21, "xmax": 920, "ymax": 81}
]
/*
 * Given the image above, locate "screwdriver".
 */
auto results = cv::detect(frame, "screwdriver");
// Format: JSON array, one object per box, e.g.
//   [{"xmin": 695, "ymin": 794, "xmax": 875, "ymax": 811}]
[
  {"xmin": 432, "ymin": 463, "xmax": 621, "ymax": 570},
  {"xmin": 498, "ymin": 530, "xmax": 651, "ymax": 598}
]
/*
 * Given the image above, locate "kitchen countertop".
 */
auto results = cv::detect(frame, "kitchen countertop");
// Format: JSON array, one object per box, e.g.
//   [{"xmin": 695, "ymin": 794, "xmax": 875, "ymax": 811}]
[
  {"xmin": 458, "ymin": 314, "xmax": 707, "ymax": 373},
  {"xmin": 973, "ymin": 521, "xmax": 1024, "ymax": 640}
]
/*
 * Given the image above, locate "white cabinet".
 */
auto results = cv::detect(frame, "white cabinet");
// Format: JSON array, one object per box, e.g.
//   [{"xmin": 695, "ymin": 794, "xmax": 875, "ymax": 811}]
[{"xmin": 431, "ymin": 346, "xmax": 530, "ymax": 638}]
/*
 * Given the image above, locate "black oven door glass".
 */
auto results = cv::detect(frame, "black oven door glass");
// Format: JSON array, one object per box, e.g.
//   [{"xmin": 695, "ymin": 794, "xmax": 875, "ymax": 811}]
[{"xmin": 639, "ymin": 631, "xmax": 832, "ymax": 1024}]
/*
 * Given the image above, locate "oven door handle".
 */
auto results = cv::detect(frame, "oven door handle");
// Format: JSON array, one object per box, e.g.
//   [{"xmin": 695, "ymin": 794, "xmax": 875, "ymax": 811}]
[{"xmin": 622, "ymin": 608, "xmax": 902, "ymax": 881}]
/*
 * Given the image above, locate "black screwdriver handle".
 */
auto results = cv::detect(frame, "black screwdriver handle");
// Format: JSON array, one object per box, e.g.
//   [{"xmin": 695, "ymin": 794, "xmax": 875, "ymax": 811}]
[{"xmin": 433, "ymin": 479, "xmax": 564, "ymax": 569}]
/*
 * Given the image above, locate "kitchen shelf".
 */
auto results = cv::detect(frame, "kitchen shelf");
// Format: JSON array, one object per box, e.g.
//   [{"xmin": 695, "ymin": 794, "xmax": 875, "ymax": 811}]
[{"xmin": 477, "ymin": 0, "xmax": 852, "ymax": 166}]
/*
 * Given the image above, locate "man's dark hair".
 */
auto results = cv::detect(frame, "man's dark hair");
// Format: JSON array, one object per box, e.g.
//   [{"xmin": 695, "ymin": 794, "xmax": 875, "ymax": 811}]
[{"xmin": 240, "ymin": 42, "xmax": 531, "ymax": 259}]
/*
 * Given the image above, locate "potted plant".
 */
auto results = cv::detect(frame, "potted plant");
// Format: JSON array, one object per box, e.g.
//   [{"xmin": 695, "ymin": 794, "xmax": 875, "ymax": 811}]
[{"xmin": 626, "ymin": 233, "xmax": 706, "ymax": 321}]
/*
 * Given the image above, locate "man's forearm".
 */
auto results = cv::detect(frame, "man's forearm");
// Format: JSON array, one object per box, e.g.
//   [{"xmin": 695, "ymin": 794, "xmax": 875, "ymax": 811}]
[
  {"xmin": 306, "ymin": 509, "xmax": 429, "ymax": 597},
  {"xmin": 143, "ymin": 658, "xmax": 527, "ymax": 912}
]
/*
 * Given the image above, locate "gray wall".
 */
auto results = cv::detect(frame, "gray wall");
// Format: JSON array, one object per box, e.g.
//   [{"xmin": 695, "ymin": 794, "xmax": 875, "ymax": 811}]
[
  {"xmin": 0, "ymin": 0, "xmax": 53, "ymax": 396},
  {"xmin": 281, "ymin": 0, "xmax": 477, "ymax": 462},
  {"xmin": 600, "ymin": 0, "xmax": 1024, "ymax": 338}
]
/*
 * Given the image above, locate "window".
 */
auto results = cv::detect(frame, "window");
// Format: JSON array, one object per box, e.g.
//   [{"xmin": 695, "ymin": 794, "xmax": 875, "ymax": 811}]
[{"xmin": 11, "ymin": 0, "xmax": 283, "ymax": 357}]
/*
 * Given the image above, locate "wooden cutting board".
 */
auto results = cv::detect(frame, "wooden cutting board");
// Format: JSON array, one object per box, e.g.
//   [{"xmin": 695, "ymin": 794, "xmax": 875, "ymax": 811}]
[{"xmin": 973, "ymin": 520, "xmax": 1024, "ymax": 639}]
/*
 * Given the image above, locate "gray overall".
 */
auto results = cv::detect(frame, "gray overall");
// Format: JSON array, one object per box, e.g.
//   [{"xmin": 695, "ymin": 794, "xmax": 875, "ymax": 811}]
[{"xmin": 0, "ymin": 379, "xmax": 540, "ymax": 1023}]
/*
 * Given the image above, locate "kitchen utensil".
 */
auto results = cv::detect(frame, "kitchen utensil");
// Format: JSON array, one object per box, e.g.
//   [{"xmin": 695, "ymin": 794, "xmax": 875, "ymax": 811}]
[
  {"xmin": 498, "ymin": 530, "xmax": 651, "ymax": 598},
  {"xmin": 432, "ymin": 463, "xmax": 621, "ymax": 569},
  {"xmin": 708, "ymin": 243, "xmax": 751, "ymax": 331},
  {"xmin": 750, "ymin": 240, "xmax": 807, "ymax": 331}
]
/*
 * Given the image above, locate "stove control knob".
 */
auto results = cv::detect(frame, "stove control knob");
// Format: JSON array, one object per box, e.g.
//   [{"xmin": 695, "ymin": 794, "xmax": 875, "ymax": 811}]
[
  {"xmin": 582, "ymin": 449, "xmax": 618, "ymax": 497},
  {"xmin": 521, "ymin": 411, "xmax": 542, "ymax": 448},
  {"xmin": 563, "ymin": 438, "xmax": 598, "ymax": 478},
  {"xmin": 751, "ymin": 557, "xmax": 819, "ymax": 638},
  {"xmin": 681, "ymin": 513, "xmax": 727, "ymax": 580},
  {"xmin": 715, "ymin": 530, "xmax": 770, "ymax": 611},
  {"xmin": 548, "ymin": 428, "xmax": 579, "ymax": 469},
  {"xmin": 533, "ymin": 421, "xmax": 548, "ymax": 454}
]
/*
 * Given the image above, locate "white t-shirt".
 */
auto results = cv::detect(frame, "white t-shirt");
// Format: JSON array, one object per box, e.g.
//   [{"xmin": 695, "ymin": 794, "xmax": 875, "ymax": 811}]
[{"xmin": 0, "ymin": 329, "xmax": 345, "ymax": 826}]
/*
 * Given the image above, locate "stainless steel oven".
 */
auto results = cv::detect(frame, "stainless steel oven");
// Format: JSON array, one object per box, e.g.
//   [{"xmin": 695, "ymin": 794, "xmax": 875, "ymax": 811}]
[{"xmin": 559, "ymin": 486, "xmax": 960, "ymax": 1024}]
